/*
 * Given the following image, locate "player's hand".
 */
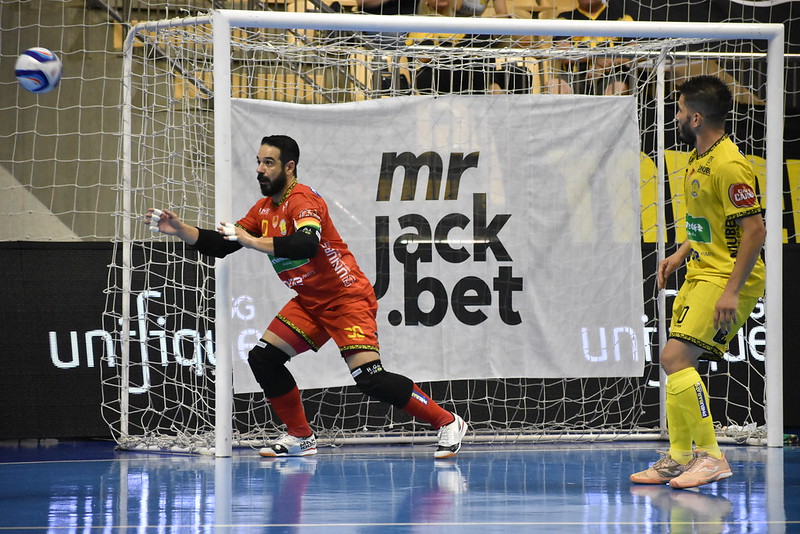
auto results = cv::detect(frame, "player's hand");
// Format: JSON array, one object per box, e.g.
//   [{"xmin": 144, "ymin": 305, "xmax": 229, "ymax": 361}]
[
  {"xmin": 145, "ymin": 208, "xmax": 183, "ymax": 235},
  {"xmin": 714, "ymin": 290, "xmax": 739, "ymax": 334},
  {"xmin": 656, "ymin": 254, "xmax": 682, "ymax": 290},
  {"xmin": 217, "ymin": 222, "xmax": 242, "ymax": 243}
]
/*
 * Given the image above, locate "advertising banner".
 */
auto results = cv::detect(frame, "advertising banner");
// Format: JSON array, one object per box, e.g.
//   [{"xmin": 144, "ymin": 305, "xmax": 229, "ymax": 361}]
[{"xmin": 229, "ymin": 94, "xmax": 644, "ymax": 390}]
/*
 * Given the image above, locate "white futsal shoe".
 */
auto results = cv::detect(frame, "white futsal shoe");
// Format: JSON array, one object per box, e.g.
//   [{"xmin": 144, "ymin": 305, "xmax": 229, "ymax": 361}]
[
  {"xmin": 434, "ymin": 414, "xmax": 467, "ymax": 459},
  {"xmin": 259, "ymin": 433, "xmax": 317, "ymax": 457}
]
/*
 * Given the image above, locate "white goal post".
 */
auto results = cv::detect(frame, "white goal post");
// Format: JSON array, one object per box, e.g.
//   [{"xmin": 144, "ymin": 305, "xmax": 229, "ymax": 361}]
[{"xmin": 109, "ymin": 10, "xmax": 784, "ymax": 457}]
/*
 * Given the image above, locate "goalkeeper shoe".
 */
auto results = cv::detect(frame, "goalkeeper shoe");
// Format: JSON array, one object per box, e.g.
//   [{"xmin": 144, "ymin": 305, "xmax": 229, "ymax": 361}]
[
  {"xmin": 434, "ymin": 414, "xmax": 467, "ymax": 459},
  {"xmin": 629, "ymin": 451, "xmax": 686, "ymax": 484},
  {"xmin": 669, "ymin": 450, "xmax": 732, "ymax": 489},
  {"xmin": 259, "ymin": 433, "xmax": 317, "ymax": 457}
]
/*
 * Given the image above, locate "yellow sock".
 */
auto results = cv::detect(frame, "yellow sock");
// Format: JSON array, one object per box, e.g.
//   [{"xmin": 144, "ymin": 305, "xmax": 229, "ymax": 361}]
[
  {"xmin": 668, "ymin": 367, "xmax": 722, "ymax": 459},
  {"xmin": 666, "ymin": 375, "xmax": 694, "ymax": 465}
]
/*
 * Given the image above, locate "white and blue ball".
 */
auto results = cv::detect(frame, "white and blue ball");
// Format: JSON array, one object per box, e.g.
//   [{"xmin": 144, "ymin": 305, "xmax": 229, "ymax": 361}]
[{"xmin": 15, "ymin": 47, "xmax": 62, "ymax": 94}]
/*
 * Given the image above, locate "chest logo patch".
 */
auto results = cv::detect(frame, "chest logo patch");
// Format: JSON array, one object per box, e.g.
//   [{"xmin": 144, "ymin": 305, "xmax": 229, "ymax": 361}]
[
  {"xmin": 686, "ymin": 214, "xmax": 711, "ymax": 244},
  {"xmin": 690, "ymin": 179, "xmax": 701, "ymax": 197}
]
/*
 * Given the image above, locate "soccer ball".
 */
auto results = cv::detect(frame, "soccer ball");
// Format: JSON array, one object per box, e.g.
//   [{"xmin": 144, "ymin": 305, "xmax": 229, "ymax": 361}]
[{"xmin": 15, "ymin": 47, "xmax": 62, "ymax": 94}]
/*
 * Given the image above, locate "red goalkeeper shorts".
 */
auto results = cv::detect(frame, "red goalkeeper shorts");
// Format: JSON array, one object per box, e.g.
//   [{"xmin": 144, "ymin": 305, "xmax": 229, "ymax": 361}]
[{"xmin": 268, "ymin": 294, "xmax": 380, "ymax": 356}]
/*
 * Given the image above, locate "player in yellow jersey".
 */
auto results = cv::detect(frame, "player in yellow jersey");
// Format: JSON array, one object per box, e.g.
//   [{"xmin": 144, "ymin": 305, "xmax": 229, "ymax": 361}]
[
  {"xmin": 145, "ymin": 135, "xmax": 467, "ymax": 459},
  {"xmin": 630, "ymin": 75, "xmax": 766, "ymax": 489}
]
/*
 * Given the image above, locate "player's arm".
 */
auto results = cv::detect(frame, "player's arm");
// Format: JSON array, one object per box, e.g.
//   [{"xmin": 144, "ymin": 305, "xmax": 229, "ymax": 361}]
[
  {"xmin": 145, "ymin": 208, "xmax": 198, "ymax": 243},
  {"xmin": 145, "ymin": 208, "xmax": 242, "ymax": 258},
  {"xmin": 221, "ymin": 222, "xmax": 320, "ymax": 260},
  {"xmin": 657, "ymin": 239, "xmax": 692, "ymax": 290},
  {"xmin": 714, "ymin": 213, "xmax": 766, "ymax": 331}
]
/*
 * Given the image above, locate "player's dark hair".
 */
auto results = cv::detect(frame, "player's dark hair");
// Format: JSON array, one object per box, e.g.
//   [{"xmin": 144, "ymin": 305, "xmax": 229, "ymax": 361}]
[
  {"xmin": 678, "ymin": 75, "xmax": 732, "ymax": 128},
  {"xmin": 261, "ymin": 135, "xmax": 300, "ymax": 174}
]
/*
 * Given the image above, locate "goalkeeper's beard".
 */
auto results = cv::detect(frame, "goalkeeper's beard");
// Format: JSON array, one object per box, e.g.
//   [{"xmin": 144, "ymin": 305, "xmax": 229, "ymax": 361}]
[{"xmin": 258, "ymin": 170, "xmax": 288, "ymax": 197}]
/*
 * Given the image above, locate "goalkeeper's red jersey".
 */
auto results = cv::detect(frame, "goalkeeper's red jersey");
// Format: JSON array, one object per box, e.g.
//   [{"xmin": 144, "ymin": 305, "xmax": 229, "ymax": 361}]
[{"xmin": 236, "ymin": 181, "xmax": 375, "ymax": 313}]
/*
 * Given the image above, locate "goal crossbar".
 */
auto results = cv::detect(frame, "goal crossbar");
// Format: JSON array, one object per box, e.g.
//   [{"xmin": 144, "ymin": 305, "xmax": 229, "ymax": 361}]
[{"xmin": 127, "ymin": 10, "xmax": 785, "ymax": 41}]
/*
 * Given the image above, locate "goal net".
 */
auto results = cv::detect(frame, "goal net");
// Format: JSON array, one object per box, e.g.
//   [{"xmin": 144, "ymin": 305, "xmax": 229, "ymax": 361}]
[{"xmin": 102, "ymin": 9, "xmax": 784, "ymax": 454}]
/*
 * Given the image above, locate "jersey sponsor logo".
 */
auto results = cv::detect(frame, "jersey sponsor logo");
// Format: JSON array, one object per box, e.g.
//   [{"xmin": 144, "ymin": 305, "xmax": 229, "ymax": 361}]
[
  {"xmin": 270, "ymin": 255, "xmax": 310, "ymax": 274},
  {"xmin": 685, "ymin": 215, "xmax": 712, "ymax": 243},
  {"xmin": 694, "ymin": 382, "xmax": 710, "ymax": 418},
  {"xmin": 272, "ymin": 215, "xmax": 280, "ymax": 228},
  {"xmin": 345, "ymin": 325, "xmax": 366, "ymax": 340},
  {"xmin": 729, "ymin": 183, "xmax": 756, "ymax": 208},
  {"xmin": 724, "ymin": 218, "xmax": 741, "ymax": 258},
  {"xmin": 324, "ymin": 244, "xmax": 357, "ymax": 287},
  {"xmin": 281, "ymin": 270, "xmax": 316, "ymax": 288},
  {"xmin": 283, "ymin": 275, "xmax": 304, "ymax": 288}
]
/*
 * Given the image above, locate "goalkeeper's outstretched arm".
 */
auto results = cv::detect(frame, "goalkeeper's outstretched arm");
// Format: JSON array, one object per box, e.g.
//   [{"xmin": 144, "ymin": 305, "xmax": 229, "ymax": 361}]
[
  {"xmin": 144, "ymin": 208, "xmax": 319, "ymax": 260},
  {"xmin": 145, "ymin": 208, "xmax": 242, "ymax": 258}
]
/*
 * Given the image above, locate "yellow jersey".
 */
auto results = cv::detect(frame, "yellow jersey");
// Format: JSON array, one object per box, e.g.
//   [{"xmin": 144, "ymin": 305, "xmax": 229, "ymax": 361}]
[{"xmin": 683, "ymin": 135, "xmax": 765, "ymax": 297}]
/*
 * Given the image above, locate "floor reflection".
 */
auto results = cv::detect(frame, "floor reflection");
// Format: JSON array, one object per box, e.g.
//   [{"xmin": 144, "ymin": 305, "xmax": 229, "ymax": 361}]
[
  {"xmin": 630, "ymin": 485, "xmax": 733, "ymax": 533},
  {"xmin": 0, "ymin": 441, "xmax": 796, "ymax": 532}
]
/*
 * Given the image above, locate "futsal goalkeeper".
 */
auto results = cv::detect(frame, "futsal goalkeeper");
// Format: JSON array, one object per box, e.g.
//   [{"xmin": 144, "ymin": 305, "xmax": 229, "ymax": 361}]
[
  {"xmin": 144, "ymin": 135, "xmax": 466, "ymax": 459},
  {"xmin": 630, "ymin": 75, "xmax": 766, "ymax": 489}
]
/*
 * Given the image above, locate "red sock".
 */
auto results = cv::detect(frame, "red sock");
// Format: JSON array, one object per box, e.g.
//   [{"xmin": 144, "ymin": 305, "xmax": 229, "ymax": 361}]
[
  {"xmin": 268, "ymin": 386, "xmax": 313, "ymax": 437},
  {"xmin": 401, "ymin": 385, "xmax": 454, "ymax": 429}
]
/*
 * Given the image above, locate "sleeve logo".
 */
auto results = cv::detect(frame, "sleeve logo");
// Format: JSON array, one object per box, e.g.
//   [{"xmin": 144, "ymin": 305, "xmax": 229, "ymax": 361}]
[
  {"xmin": 297, "ymin": 208, "xmax": 321, "ymax": 221},
  {"xmin": 728, "ymin": 183, "xmax": 756, "ymax": 208}
]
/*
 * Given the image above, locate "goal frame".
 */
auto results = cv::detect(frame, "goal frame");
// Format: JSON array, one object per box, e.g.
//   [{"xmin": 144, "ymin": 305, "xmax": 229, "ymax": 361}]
[{"xmin": 121, "ymin": 10, "xmax": 785, "ymax": 457}]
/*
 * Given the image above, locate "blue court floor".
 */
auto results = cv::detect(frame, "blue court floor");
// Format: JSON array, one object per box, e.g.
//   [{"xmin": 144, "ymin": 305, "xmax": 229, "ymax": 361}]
[{"xmin": 0, "ymin": 439, "xmax": 798, "ymax": 533}]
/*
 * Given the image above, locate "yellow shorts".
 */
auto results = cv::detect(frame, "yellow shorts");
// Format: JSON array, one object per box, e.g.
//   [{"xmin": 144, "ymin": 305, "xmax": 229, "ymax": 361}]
[{"xmin": 669, "ymin": 279, "xmax": 761, "ymax": 360}]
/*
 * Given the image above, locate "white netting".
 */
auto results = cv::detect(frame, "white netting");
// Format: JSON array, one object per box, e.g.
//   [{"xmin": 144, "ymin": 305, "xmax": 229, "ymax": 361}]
[
  {"xmin": 1, "ymin": 1, "xmax": 796, "ymax": 240},
  {"xmin": 93, "ymin": 10, "xmax": 781, "ymax": 452}
]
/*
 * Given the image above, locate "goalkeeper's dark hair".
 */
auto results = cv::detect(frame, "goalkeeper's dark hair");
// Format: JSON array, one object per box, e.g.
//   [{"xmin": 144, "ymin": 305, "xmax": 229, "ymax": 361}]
[
  {"xmin": 678, "ymin": 75, "xmax": 732, "ymax": 129},
  {"xmin": 261, "ymin": 135, "xmax": 300, "ymax": 175}
]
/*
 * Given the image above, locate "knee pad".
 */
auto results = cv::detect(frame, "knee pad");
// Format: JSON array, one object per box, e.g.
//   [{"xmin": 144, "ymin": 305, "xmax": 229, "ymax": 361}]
[
  {"xmin": 351, "ymin": 360, "xmax": 413, "ymax": 409},
  {"xmin": 247, "ymin": 340, "xmax": 295, "ymax": 398}
]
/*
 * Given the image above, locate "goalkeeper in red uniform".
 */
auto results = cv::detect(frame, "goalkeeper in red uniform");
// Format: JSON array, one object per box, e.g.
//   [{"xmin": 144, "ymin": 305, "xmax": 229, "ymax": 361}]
[
  {"xmin": 630, "ymin": 76, "xmax": 766, "ymax": 488},
  {"xmin": 145, "ymin": 135, "xmax": 466, "ymax": 458}
]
